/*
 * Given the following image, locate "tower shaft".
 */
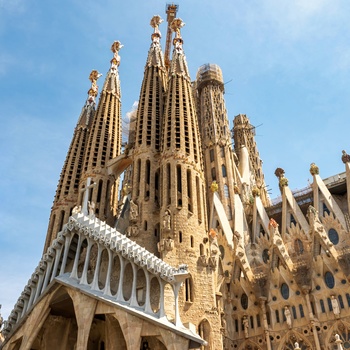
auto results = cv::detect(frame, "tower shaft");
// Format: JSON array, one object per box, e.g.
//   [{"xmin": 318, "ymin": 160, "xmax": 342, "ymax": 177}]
[
  {"xmin": 196, "ymin": 64, "xmax": 237, "ymax": 228},
  {"xmin": 129, "ymin": 17, "xmax": 167, "ymax": 254},
  {"xmin": 44, "ymin": 71, "xmax": 101, "ymax": 252},
  {"xmin": 81, "ymin": 42, "xmax": 123, "ymax": 225}
]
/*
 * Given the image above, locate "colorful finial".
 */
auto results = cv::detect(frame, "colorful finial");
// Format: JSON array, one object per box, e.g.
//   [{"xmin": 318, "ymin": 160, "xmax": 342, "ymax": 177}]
[
  {"xmin": 150, "ymin": 15, "xmax": 163, "ymax": 45},
  {"xmin": 171, "ymin": 18, "xmax": 185, "ymax": 52},
  {"xmin": 87, "ymin": 70, "xmax": 102, "ymax": 105},
  {"xmin": 110, "ymin": 41, "xmax": 123, "ymax": 72}
]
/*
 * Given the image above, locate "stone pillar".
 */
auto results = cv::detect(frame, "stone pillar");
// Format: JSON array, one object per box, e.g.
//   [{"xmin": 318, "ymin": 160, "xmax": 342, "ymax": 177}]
[
  {"xmin": 302, "ymin": 286, "xmax": 321, "ymax": 350},
  {"xmin": 259, "ymin": 297, "xmax": 272, "ymax": 350},
  {"xmin": 67, "ymin": 290, "xmax": 97, "ymax": 350}
]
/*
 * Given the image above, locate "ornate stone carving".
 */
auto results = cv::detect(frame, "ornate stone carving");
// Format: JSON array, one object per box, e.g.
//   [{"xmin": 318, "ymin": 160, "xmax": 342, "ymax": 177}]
[
  {"xmin": 157, "ymin": 238, "xmax": 174, "ymax": 252},
  {"xmin": 251, "ymin": 186, "xmax": 260, "ymax": 197},
  {"xmin": 163, "ymin": 210, "xmax": 171, "ymax": 231},
  {"xmin": 129, "ymin": 200, "xmax": 138, "ymax": 221},
  {"xmin": 309, "ymin": 162, "xmax": 319, "ymax": 175},
  {"xmin": 210, "ymin": 180, "xmax": 219, "ymax": 193}
]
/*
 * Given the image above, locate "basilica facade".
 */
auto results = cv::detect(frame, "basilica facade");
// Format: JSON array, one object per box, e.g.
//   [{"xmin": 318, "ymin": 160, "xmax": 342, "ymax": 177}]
[{"xmin": 1, "ymin": 8, "xmax": 350, "ymax": 350}]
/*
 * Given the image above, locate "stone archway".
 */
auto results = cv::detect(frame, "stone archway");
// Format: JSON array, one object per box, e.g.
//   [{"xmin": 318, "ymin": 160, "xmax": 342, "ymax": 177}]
[
  {"xmin": 198, "ymin": 319, "xmax": 211, "ymax": 349},
  {"xmin": 140, "ymin": 337, "xmax": 167, "ymax": 350},
  {"xmin": 278, "ymin": 331, "xmax": 313, "ymax": 350},
  {"xmin": 32, "ymin": 287, "xmax": 79, "ymax": 350},
  {"xmin": 324, "ymin": 320, "xmax": 350, "ymax": 349},
  {"xmin": 238, "ymin": 340, "xmax": 263, "ymax": 350}
]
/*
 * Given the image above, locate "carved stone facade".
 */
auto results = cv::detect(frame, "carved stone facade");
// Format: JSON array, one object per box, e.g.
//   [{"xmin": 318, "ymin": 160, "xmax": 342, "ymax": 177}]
[{"xmin": 2, "ymin": 7, "xmax": 350, "ymax": 350}]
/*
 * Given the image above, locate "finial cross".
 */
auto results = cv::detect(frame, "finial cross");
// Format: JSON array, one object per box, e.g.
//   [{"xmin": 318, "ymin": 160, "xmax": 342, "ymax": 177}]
[{"xmin": 80, "ymin": 177, "xmax": 96, "ymax": 215}]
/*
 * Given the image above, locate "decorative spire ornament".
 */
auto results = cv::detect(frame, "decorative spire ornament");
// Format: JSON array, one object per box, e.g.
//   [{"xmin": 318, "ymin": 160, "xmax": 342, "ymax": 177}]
[
  {"xmin": 150, "ymin": 15, "xmax": 163, "ymax": 46},
  {"xmin": 171, "ymin": 18, "xmax": 185, "ymax": 52},
  {"xmin": 110, "ymin": 41, "xmax": 123, "ymax": 73},
  {"xmin": 86, "ymin": 70, "xmax": 102, "ymax": 106}
]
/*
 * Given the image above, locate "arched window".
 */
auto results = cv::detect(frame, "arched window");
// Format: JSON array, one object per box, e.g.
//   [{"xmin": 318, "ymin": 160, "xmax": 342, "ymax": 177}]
[
  {"xmin": 294, "ymin": 239, "xmax": 304, "ymax": 255},
  {"xmin": 241, "ymin": 293, "xmax": 248, "ymax": 309},
  {"xmin": 325, "ymin": 271, "xmax": 335, "ymax": 289},
  {"xmin": 262, "ymin": 249, "xmax": 269, "ymax": 264},
  {"xmin": 222, "ymin": 164, "xmax": 227, "ymax": 177},
  {"xmin": 224, "ymin": 184, "xmax": 229, "ymax": 198},
  {"xmin": 328, "ymin": 228, "xmax": 339, "ymax": 245},
  {"xmin": 190, "ymin": 235, "xmax": 194, "ymax": 248}
]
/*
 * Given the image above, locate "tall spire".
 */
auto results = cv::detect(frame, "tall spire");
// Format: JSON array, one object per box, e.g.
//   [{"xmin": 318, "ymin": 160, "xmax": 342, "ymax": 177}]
[
  {"xmin": 196, "ymin": 63, "xmax": 236, "ymax": 228},
  {"xmin": 128, "ymin": 16, "xmax": 167, "ymax": 254},
  {"xmin": 43, "ymin": 71, "xmax": 102, "ymax": 252},
  {"xmin": 158, "ymin": 20, "xmax": 222, "ymax": 347},
  {"xmin": 80, "ymin": 41, "xmax": 123, "ymax": 225}
]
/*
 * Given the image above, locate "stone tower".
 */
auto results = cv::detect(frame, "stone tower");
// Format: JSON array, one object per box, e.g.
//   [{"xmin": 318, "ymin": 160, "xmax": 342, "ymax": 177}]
[
  {"xmin": 44, "ymin": 70, "xmax": 102, "ymax": 252},
  {"xmin": 232, "ymin": 113, "xmax": 270, "ymax": 206},
  {"xmin": 159, "ymin": 19, "xmax": 223, "ymax": 348},
  {"xmin": 196, "ymin": 63, "xmax": 237, "ymax": 229},
  {"xmin": 129, "ymin": 16, "xmax": 167, "ymax": 254},
  {"xmin": 80, "ymin": 41, "xmax": 123, "ymax": 226}
]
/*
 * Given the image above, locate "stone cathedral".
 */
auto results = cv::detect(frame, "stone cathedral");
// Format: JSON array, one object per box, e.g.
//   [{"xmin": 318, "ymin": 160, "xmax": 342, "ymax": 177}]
[{"xmin": 2, "ymin": 7, "xmax": 350, "ymax": 350}]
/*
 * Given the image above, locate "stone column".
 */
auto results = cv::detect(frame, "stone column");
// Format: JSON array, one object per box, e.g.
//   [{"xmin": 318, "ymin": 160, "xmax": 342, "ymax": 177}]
[
  {"xmin": 67, "ymin": 290, "xmax": 97, "ymax": 350},
  {"xmin": 302, "ymin": 286, "xmax": 321, "ymax": 350},
  {"xmin": 259, "ymin": 297, "xmax": 272, "ymax": 350}
]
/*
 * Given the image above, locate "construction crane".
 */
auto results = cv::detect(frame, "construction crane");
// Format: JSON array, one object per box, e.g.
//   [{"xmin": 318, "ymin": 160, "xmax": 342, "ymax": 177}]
[{"xmin": 164, "ymin": 3, "xmax": 178, "ymax": 70}]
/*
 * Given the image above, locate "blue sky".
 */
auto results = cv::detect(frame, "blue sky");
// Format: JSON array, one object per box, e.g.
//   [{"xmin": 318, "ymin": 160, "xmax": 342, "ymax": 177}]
[{"xmin": 1, "ymin": 0, "xmax": 350, "ymax": 320}]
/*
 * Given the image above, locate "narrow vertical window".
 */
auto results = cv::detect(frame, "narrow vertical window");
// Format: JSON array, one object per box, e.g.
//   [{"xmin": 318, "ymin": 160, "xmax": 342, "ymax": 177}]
[
  {"xmin": 275, "ymin": 310, "xmax": 280, "ymax": 323},
  {"xmin": 167, "ymin": 163, "xmax": 171, "ymax": 205},
  {"xmin": 97, "ymin": 179, "xmax": 103, "ymax": 203},
  {"xmin": 145, "ymin": 160, "xmax": 150, "ymax": 200},
  {"xmin": 320, "ymin": 299, "xmax": 325, "ymax": 313},
  {"xmin": 210, "ymin": 149, "xmax": 214, "ymax": 162},
  {"xmin": 177, "ymin": 165, "xmax": 182, "ymax": 207},
  {"xmin": 224, "ymin": 184, "xmax": 229, "ymax": 198},
  {"xmin": 196, "ymin": 177, "xmax": 202, "ymax": 222},
  {"xmin": 222, "ymin": 164, "xmax": 227, "ymax": 177},
  {"xmin": 187, "ymin": 170, "xmax": 192, "ymax": 212},
  {"xmin": 190, "ymin": 235, "xmax": 194, "ymax": 248},
  {"xmin": 211, "ymin": 167, "xmax": 216, "ymax": 181},
  {"xmin": 136, "ymin": 159, "xmax": 141, "ymax": 197}
]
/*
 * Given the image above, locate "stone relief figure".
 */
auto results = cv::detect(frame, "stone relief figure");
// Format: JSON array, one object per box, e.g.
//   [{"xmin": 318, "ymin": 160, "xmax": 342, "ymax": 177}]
[
  {"xmin": 72, "ymin": 205, "xmax": 81, "ymax": 215},
  {"xmin": 284, "ymin": 306, "xmax": 292, "ymax": 329},
  {"xmin": 127, "ymin": 226, "xmax": 138, "ymax": 237},
  {"xmin": 129, "ymin": 200, "xmax": 139, "ymax": 221},
  {"xmin": 163, "ymin": 210, "xmax": 171, "ymax": 230},
  {"xmin": 331, "ymin": 295, "xmax": 340, "ymax": 318},
  {"xmin": 88, "ymin": 201, "xmax": 95, "ymax": 218},
  {"xmin": 209, "ymin": 229, "xmax": 219, "ymax": 256},
  {"xmin": 243, "ymin": 316, "xmax": 249, "ymax": 338}
]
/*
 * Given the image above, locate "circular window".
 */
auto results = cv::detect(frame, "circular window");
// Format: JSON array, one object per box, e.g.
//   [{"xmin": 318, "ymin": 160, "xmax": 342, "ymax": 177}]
[
  {"xmin": 262, "ymin": 249, "xmax": 269, "ymax": 264},
  {"xmin": 241, "ymin": 293, "xmax": 248, "ymax": 309},
  {"xmin": 281, "ymin": 283, "xmax": 289, "ymax": 299},
  {"xmin": 325, "ymin": 271, "xmax": 335, "ymax": 289},
  {"xmin": 328, "ymin": 228, "xmax": 339, "ymax": 245}
]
